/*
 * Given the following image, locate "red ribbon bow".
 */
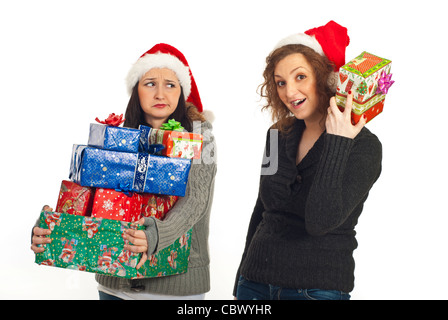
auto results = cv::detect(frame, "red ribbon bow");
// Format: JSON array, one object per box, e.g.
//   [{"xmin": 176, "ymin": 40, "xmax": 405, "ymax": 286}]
[{"xmin": 95, "ymin": 113, "xmax": 125, "ymax": 126}]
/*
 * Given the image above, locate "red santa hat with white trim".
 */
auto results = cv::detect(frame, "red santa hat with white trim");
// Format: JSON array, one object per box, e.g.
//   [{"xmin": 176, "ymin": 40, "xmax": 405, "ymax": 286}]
[
  {"xmin": 126, "ymin": 43, "xmax": 203, "ymax": 113},
  {"xmin": 273, "ymin": 20, "xmax": 350, "ymax": 91}
]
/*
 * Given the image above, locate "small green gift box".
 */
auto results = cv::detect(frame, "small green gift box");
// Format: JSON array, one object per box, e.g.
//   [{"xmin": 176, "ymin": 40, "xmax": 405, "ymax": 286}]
[{"xmin": 35, "ymin": 211, "xmax": 191, "ymax": 279}]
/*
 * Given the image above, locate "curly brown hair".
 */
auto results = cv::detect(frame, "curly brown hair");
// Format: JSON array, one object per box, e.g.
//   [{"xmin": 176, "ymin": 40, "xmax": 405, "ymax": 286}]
[{"xmin": 260, "ymin": 44, "xmax": 336, "ymax": 132}]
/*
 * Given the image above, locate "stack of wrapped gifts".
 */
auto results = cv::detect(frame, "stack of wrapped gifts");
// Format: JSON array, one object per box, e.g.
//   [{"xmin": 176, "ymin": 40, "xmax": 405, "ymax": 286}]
[
  {"xmin": 335, "ymin": 51, "xmax": 394, "ymax": 124},
  {"xmin": 35, "ymin": 114, "xmax": 203, "ymax": 279}
]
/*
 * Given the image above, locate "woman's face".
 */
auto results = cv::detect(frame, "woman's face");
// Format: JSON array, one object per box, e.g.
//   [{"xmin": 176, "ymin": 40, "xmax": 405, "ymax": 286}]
[
  {"xmin": 138, "ymin": 68, "xmax": 181, "ymax": 126},
  {"xmin": 274, "ymin": 53, "xmax": 321, "ymax": 123}
]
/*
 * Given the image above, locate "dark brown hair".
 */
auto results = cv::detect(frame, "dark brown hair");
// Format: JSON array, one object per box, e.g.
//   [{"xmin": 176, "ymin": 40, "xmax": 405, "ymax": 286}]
[
  {"xmin": 260, "ymin": 44, "xmax": 335, "ymax": 132},
  {"xmin": 123, "ymin": 83, "xmax": 204, "ymax": 131}
]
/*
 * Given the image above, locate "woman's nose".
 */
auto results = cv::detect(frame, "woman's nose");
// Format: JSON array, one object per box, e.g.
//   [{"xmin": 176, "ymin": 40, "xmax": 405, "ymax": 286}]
[
  {"xmin": 154, "ymin": 86, "xmax": 164, "ymax": 99},
  {"xmin": 285, "ymin": 82, "xmax": 298, "ymax": 99}
]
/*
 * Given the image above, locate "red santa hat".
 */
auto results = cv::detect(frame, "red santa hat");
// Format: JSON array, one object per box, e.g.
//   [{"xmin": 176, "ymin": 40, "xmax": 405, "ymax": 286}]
[
  {"xmin": 273, "ymin": 20, "xmax": 350, "ymax": 71},
  {"xmin": 126, "ymin": 43, "xmax": 203, "ymax": 112}
]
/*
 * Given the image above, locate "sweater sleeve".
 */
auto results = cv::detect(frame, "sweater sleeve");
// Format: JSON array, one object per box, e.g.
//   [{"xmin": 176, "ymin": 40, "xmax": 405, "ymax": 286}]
[
  {"xmin": 232, "ymin": 128, "xmax": 272, "ymax": 296},
  {"xmin": 144, "ymin": 121, "xmax": 217, "ymax": 253},
  {"xmin": 305, "ymin": 131, "xmax": 382, "ymax": 236}
]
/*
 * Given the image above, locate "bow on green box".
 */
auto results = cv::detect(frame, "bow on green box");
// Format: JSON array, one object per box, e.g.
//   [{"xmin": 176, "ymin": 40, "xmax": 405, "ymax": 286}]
[{"xmin": 160, "ymin": 119, "xmax": 184, "ymax": 132}]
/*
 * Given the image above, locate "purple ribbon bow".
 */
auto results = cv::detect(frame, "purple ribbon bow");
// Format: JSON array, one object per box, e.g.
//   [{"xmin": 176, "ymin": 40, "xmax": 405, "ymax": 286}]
[{"xmin": 376, "ymin": 71, "xmax": 395, "ymax": 95}]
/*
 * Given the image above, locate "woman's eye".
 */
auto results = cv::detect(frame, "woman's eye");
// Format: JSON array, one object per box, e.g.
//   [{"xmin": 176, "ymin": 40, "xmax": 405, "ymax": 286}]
[
  {"xmin": 145, "ymin": 82, "xmax": 155, "ymax": 87},
  {"xmin": 167, "ymin": 83, "xmax": 176, "ymax": 88},
  {"xmin": 277, "ymin": 81, "xmax": 286, "ymax": 87},
  {"xmin": 297, "ymin": 74, "xmax": 306, "ymax": 81}
]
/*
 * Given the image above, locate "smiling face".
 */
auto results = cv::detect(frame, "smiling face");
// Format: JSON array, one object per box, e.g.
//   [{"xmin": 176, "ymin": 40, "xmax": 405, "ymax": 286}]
[
  {"xmin": 138, "ymin": 68, "xmax": 181, "ymax": 127},
  {"xmin": 274, "ymin": 53, "xmax": 321, "ymax": 123}
]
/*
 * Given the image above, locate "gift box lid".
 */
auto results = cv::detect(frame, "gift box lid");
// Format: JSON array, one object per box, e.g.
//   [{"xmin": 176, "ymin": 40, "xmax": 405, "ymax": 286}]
[{"xmin": 341, "ymin": 51, "xmax": 391, "ymax": 79}]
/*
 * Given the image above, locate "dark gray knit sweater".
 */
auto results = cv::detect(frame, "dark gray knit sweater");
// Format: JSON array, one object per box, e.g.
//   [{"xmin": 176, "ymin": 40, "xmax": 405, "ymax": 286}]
[{"xmin": 234, "ymin": 119, "xmax": 382, "ymax": 294}]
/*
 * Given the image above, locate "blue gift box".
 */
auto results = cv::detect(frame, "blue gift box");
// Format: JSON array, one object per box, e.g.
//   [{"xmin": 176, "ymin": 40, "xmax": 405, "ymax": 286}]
[
  {"xmin": 69, "ymin": 145, "xmax": 191, "ymax": 197},
  {"xmin": 88, "ymin": 123, "xmax": 141, "ymax": 153}
]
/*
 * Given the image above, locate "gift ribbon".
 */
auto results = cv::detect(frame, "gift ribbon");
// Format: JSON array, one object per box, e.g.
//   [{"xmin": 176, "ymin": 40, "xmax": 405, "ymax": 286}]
[
  {"xmin": 115, "ymin": 183, "xmax": 134, "ymax": 197},
  {"xmin": 147, "ymin": 144, "xmax": 165, "ymax": 154},
  {"xmin": 133, "ymin": 153, "xmax": 150, "ymax": 193},
  {"xmin": 160, "ymin": 119, "xmax": 184, "ymax": 131},
  {"xmin": 95, "ymin": 113, "xmax": 125, "ymax": 127},
  {"xmin": 376, "ymin": 71, "xmax": 394, "ymax": 95},
  {"xmin": 69, "ymin": 145, "xmax": 87, "ymax": 183}
]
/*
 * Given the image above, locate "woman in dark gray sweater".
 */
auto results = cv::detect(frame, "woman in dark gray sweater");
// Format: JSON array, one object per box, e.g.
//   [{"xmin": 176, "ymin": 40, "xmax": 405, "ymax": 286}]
[{"xmin": 234, "ymin": 21, "xmax": 382, "ymax": 300}]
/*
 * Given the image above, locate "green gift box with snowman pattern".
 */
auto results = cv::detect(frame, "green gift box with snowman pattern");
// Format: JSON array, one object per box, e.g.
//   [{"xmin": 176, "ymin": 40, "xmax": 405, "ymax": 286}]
[{"xmin": 35, "ymin": 211, "xmax": 191, "ymax": 279}]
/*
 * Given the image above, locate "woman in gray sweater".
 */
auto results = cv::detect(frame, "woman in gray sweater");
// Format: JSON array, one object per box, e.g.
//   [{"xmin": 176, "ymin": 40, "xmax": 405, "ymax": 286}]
[
  {"xmin": 31, "ymin": 43, "xmax": 217, "ymax": 300},
  {"xmin": 234, "ymin": 21, "xmax": 382, "ymax": 300}
]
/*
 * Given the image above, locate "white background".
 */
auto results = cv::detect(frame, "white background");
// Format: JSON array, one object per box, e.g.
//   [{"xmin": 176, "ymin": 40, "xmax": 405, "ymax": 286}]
[{"xmin": 1, "ymin": 0, "xmax": 447, "ymax": 300}]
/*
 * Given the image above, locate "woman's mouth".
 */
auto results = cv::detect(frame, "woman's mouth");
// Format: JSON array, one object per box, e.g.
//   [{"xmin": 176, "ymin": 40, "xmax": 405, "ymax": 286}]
[
  {"xmin": 291, "ymin": 98, "xmax": 306, "ymax": 109},
  {"xmin": 153, "ymin": 104, "xmax": 167, "ymax": 108}
]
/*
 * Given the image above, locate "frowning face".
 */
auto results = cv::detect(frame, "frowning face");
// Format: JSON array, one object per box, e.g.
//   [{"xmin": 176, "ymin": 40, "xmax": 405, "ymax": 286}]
[{"xmin": 138, "ymin": 68, "xmax": 181, "ymax": 127}]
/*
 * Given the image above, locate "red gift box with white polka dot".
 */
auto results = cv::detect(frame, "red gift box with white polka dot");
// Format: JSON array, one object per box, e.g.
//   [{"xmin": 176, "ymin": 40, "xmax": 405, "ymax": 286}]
[{"xmin": 91, "ymin": 188, "xmax": 143, "ymax": 222}]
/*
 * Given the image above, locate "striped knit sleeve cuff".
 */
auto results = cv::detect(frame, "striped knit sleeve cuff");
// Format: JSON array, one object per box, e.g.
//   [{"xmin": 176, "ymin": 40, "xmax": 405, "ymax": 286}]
[{"xmin": 143, "ymin": 217, "xmax": 159, "ymax": 256}]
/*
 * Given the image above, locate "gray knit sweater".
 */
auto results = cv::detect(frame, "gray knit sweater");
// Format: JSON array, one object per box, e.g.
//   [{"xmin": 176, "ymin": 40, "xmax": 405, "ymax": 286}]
[
  {"xmin": 96, "ymin": 120, "xmax": 217, "ymax": 295},
  {"xmin": 234, "ymin": 119, "xmax": 381, "ymax": 294}
]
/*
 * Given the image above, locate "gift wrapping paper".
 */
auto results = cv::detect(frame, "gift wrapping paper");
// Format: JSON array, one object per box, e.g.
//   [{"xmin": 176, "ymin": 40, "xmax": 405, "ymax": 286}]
[
  {"xmin": 69, "ymin": 145, "xmax": 191, "ymax": 197},
  {"xmin": 55, "ymin": 180, "xmax": 94, "ymax": 216},
  {"xmin": 141, "ymin": 194, "xmax": 179, "ymax": 220},
  {"xmin": 336, "ymin": 51, "xmax": 393, "ymax": 124},
  {"xmin": 35, "ymin": 211, "xmax": 192, "ymax": 279},
  {"xmin": 139, "ymin": 125, "xmax": 203, "ymax": 160},
  {"xmin": 92, "ymin": 188, "xmax": 143, "ymax": 222},
  {"xmin": 88, "ymin": 123, "xmax": 141, "ymax": 153}
]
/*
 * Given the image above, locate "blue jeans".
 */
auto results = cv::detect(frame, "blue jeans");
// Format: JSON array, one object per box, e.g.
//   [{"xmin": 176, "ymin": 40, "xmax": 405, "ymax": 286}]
[
  {"xmin": 236, "ymin": 276, "xmax": 350, "ymax": 300},
  {"xmin": 98, "ymin": 291, "xmax": 123, "ymax": 300}
]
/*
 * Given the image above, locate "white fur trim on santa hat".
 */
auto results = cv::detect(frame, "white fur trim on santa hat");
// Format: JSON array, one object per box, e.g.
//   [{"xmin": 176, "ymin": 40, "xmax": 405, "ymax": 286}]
[
  {"xmin": 126, "ymin": 52, "xmax": 192, "ymax": 97},
  {"xmin": 273, "ymin": 33, "xmax": 324, "ymax": 55}
]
